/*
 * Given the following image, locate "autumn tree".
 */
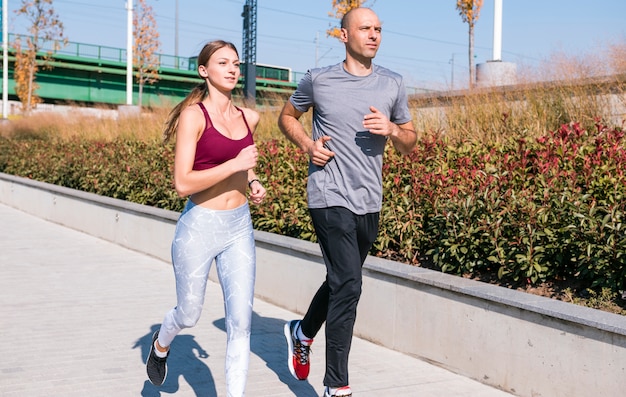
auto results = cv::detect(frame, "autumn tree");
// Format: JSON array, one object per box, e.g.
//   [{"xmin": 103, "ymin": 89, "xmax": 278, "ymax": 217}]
[
  {"xmin": 12, "ymin": 37, "xmax": 41, "ymax": 111},
  {"xmin": 456, "ymin": 0, "xmax": 483, "ymax": 89},
  {"xmin": 326, "ymin": 0, "xmax": 369, "ymax": 38},
  {"xmin": 14, "ymin": 0, "xmax": 66, "ymax": 112},
  {"xmin": 133, "ymin": 0, "xmax": 161, "ymax": 108}
]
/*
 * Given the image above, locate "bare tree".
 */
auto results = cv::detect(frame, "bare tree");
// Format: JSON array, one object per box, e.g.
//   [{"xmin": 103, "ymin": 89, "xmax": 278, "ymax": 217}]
[
  {"xmin": 133, "ymin": 0, "xmax": 161, "ymax": 108},
  {"xmin": 607, "ymin": 40, "xmax": 626, "ymax": 75},
  {"xmin": 326, "ymin": 0, "xmax": 369, "ymax": 39},
  {"xmin": 14, "ymin": 0, "xmax": 66, "ymax": 112},
  {"xmin": 456, "ymin": 0, "xmax": 483, "ymax": 89}
]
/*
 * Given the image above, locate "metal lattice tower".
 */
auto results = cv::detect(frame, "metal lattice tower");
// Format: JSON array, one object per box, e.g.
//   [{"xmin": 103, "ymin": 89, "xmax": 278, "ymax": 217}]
[{"xmin": 241, "ymin": 0, "xmax": 257, "ymax": 103}]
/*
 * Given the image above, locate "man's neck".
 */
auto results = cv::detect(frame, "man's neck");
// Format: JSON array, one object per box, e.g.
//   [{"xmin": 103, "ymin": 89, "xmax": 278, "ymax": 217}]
[{"xmin": 343, "ymin": 57, "xmax": 373, "ymax": 77}]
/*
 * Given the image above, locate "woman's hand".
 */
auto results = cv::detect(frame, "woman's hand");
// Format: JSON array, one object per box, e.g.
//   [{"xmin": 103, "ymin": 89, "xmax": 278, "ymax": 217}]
[
  {"xmin": 248, "ymin": 180, "xmax": 266, "ymax": 205},
  {"xmin": 235, "ymin": 145, "xmax": 259, "ymax": 172}
]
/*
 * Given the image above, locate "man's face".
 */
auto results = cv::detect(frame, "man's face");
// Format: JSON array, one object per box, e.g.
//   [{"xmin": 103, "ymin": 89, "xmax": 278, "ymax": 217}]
[{"xmin": 341, "ymin": 9, "xmax": 382, "ymax": 60}]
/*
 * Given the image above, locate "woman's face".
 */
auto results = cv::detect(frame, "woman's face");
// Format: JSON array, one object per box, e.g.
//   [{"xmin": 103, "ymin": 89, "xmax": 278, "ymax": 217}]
[{"xmin": 199, "ymin": 46, "xmax": 240, "ymax": 91}]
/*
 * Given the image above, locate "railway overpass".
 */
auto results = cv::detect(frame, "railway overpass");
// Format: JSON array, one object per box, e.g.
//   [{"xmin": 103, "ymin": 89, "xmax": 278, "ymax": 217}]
[{"xmin": 0, "ymin": 34, "xmax": 299, "ymax": 109}]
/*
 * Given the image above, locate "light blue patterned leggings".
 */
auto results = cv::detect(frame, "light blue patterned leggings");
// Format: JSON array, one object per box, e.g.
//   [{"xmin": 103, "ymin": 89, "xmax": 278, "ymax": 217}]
[{"xmin": 158, "ymin": 199, "xmax": 256, "ymax": 397}]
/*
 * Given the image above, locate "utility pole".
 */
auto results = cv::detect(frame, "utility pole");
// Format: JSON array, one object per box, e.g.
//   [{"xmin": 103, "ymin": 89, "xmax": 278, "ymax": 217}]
[
  {"xmin": 314, "ymin": 32, "xmax": 332, "ymax": 68},
  {"xmin": 315, "ymin": 32, "xmax": 319, "ymax": 68},
  {"xmin": 241, "ymin": 0, "xmax": 257, "ymax": 105},
  {"xmin": 450, "ymin": 53, "xmax": 455, "ymax": 90}
]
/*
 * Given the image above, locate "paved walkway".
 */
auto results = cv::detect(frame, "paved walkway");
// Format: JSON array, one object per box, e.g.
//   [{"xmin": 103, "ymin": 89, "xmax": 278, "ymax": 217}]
[{"xmin": 0, "ymin": 203, "xmax": 514, "ymax": 397}]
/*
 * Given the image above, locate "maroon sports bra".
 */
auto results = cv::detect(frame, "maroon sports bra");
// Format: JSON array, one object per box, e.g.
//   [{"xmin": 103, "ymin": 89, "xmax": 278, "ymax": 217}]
[{"xmin": 193, "ymin": 102, "xmax": 254, "ymax": 170}]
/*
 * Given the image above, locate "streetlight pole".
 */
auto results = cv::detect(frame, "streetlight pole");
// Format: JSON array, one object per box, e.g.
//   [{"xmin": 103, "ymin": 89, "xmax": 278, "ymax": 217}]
[
  {"xmin": 2, "ymin": 0, "xmax": 8, "ymax": 119},
  {"xmin": 175, "ymin": 0, "xmax": 178, "ymax": 58},
  {"xmin": 125, "ymin": 0, "xmax": 133, "ymax": 105}
]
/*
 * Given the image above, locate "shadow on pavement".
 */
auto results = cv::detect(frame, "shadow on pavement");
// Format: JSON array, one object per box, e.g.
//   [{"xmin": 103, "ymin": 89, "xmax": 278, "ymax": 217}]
[{"xmin": 213, "ymin": 311, "xmax": 320, "ymax": 397}]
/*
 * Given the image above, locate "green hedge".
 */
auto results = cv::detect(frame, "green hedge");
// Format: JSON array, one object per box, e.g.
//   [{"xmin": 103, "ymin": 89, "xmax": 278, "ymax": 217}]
[
  {"xmin": 1, "ymin": 121, "xmax": 624, "ymax": 294},
  {"xmin": 379, "ymin": 122, "xmax": 626, "ymax": 293},
  {"xmin": 0, "ymin": 138, "xmax": 184, "ymax": 211}
]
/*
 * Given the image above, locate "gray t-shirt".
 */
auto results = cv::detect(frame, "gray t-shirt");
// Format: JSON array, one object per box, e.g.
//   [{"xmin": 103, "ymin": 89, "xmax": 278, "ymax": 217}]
[{"xmin": 289, "ymin": 62, "xmax": 412, "ymax": 214}]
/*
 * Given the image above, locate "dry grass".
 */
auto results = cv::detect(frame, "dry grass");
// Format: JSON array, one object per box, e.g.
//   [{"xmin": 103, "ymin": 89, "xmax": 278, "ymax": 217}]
[
  {"xmin": 0, "ymin": 105, "xmax": 167, "ymax": 142},
  {"xmin": 411, "ymin": 39, "xmax": 626, "ymax": 145},
  {"xmin": 0, "ymin": 95, "xmax": 309, "ymax": 143},
  {"xmin": 2, "ymin": 41, "xmax": 624, "ymax": 145}
]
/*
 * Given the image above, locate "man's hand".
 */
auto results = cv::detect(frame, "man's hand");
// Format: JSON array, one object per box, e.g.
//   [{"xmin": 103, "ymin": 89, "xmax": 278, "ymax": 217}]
[
  {"xmin": 364, "ymin": 105, "xmax": 417, "ymax": 155},
  {"xmin": 363, "ymin": 106, "xmax": 394, "ymax": 137},
  {"xmin": 307, "ymin": 135, "xmax": 335, "ymax": 167}
]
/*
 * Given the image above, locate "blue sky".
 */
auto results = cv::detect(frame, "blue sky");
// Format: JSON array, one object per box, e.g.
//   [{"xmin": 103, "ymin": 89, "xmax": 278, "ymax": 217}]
[{"xmin": 8, "ymin": 0, "xmax": 626, "ymax": 91}]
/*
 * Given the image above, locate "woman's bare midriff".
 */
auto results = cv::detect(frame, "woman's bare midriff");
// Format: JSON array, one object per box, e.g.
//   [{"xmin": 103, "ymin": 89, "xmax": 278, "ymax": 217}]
[{"xmin": 189, "ymin": 176, "xmax": 248, "ymax": 210}]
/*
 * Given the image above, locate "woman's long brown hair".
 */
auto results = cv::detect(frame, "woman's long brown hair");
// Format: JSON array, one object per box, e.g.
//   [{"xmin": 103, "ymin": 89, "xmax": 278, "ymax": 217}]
[{"xmin": 162, "ymin": 40, "xmax": 239, "ymax": 143}]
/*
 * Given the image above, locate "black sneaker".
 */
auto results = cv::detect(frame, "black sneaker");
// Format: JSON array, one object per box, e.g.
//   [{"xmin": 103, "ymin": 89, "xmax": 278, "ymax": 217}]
[
  {"xmin": 284, "ymin": 320, "xmax": 313, "ymax": 380},
  {"xmin": 146, "ymin": 331, "xmax": 168, "ymax": 386}
]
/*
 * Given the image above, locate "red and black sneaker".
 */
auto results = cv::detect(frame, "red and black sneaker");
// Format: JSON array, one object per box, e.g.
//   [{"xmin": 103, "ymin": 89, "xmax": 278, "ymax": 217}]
[
  {"xmin": 324, "ymin": 386, "xmax": 352, "ymax": 397},
  {"xmin": 284, "ymin": 320, "xmax": 313, "ymax": 380}
]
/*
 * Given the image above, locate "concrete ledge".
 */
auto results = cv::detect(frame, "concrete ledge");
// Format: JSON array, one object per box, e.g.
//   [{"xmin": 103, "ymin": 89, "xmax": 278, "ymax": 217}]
[{"xmin": 1, "ymin": 172, "xmax": 625, "ymax": 397}]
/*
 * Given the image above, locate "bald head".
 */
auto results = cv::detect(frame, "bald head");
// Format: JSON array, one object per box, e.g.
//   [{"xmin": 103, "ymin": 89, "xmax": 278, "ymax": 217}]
[{"xmin": 341, "ymin": 7, "xmax": 378, "ymax": 29}]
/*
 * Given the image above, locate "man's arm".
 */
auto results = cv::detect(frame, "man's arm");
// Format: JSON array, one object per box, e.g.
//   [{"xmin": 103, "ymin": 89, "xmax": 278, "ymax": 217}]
[
  {"xmin": 277, "ymin": 101, "xmax": 310, "ymax": 151},
  {"xmin": 278, "ymin": 101, "xmax": 335, "ymax": 166},
  {"xmin": 388, "ymin": 121, "xmax": 417, "ymax": 155}
]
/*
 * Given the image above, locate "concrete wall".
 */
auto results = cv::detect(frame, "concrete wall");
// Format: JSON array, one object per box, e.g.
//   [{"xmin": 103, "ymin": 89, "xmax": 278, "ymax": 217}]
[{"xmin": 1, "ymin": 172, "xmax": 625, "ymax": 397}]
